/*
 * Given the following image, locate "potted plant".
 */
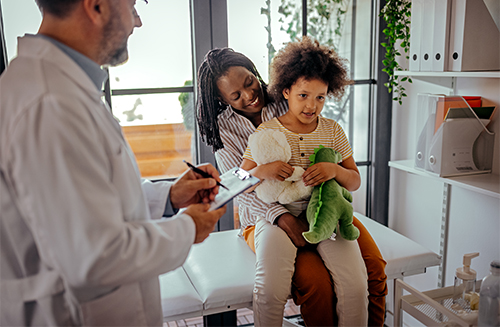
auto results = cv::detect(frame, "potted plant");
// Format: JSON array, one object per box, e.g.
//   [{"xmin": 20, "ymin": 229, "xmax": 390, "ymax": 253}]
[{"xmin": 379, "ymin": 0, "xmax": 412, "ymax": 105}]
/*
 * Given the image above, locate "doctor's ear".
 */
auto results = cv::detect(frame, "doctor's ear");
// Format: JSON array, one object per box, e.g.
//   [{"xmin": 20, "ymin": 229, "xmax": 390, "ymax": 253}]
[{"xmin": 82, "ymin": 0, "xmax": 107, "ymax": 24}]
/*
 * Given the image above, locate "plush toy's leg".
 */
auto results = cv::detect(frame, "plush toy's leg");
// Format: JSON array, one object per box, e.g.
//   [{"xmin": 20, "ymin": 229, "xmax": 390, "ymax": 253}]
[
  {"xmin": 317, "ymin": 235, "xmax": 369, "ymax": 327},
  {"xmin": 303, "ymin": 186, "xmax": 338, "ymax": 244},
  {"xmin": 341, "ymin": 187, "xmax": 353, "ymax": 203},
  {"xmin": 338, "ymin": 212, "xmax": 360, "ymax": 241},
  {"xmin": 253, "ymin": 218, "xmax": 297, "ymax": 327}
]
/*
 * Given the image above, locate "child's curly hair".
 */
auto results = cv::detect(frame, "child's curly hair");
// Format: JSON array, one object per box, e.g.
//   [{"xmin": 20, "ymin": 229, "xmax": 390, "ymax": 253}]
[{"xmin": 268, "ymin": 36, "xmax": 352, "ymax": 102}]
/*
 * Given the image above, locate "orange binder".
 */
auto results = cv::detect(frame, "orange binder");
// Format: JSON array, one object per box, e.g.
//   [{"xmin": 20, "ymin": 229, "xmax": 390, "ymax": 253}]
[{"xmin": 434, "ymin": 96, "xmax": 482, "ymax": 133}]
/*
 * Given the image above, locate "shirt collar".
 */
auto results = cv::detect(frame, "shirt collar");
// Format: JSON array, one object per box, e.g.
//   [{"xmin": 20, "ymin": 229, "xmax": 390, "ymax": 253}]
[{"xmin": 32, "ymin": 34, "xmax": 108, "ymax": 91}]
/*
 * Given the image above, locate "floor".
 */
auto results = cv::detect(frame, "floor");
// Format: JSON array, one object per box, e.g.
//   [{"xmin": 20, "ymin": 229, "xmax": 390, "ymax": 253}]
[{"xmin": 163, "ymin": 299, "xmax": 301, "ymax": 327}]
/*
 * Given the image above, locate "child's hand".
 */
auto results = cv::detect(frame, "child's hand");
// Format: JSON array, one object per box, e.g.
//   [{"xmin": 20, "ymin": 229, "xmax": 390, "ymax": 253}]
[
  {"xmin": 256, "ymin": 161, "xmax": 294, "ymax": 181},
  {"xmin": 302, "ymin": 162, "xmax": 338, "ymax": 187}
]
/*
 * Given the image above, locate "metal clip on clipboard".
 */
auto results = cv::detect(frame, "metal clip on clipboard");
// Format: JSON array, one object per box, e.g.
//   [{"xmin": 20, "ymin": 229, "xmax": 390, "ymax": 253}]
[{"xmin": 232, "ymin": 168, "xmax": 251, "ymax": 181}]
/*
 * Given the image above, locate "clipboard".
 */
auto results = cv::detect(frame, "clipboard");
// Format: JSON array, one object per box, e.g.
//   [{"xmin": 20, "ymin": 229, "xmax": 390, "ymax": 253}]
[{"xmin": 209, "ymin": 168, "xmax": 260, "ymax": 211}]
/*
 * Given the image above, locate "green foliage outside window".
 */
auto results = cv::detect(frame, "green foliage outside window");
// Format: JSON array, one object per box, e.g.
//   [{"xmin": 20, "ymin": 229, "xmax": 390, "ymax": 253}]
[
  {"xmin": 278, "ymin": 0, "xmax": 349, "ymax": 50},
  {"xmin": 179, "ymin": 80, "xmax": 195, "ymax": 131}
]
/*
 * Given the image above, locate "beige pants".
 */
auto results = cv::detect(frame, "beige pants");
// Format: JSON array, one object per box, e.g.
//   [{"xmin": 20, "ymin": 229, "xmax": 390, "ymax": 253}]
[{"xmin": 253, "ymin": 216, "xmax": 368, "ymax": 327}]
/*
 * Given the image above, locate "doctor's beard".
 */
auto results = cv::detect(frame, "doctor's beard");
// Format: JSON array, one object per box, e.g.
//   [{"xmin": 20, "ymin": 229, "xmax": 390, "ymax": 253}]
[{"xmin": 99, "ymin": 7, "xmax": 131, "ymax": 67}]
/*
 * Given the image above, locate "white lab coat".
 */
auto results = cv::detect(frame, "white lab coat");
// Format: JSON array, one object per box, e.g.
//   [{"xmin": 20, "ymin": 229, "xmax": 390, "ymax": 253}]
[{"xmin": 0, "ymin": 36, "xmax": 196, "ymax": 326}]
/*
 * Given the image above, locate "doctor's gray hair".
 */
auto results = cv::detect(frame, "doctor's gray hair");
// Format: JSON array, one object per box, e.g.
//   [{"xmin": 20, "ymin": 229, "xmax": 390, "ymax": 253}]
[{"xmin": 34, "ymin": 0, "xmax": 81, "ymax": 18}]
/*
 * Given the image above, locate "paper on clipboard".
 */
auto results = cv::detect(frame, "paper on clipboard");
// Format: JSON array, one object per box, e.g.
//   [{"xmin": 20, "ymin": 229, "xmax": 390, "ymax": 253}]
[{"xmin": 209, "ymin": 168, "xmax": 260, "ymax": 211}]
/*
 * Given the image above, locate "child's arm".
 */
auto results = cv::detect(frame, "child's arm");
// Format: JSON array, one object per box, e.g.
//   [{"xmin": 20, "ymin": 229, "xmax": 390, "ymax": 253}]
[
  {"xmin": 302, "ymin": 156, "xmax": 361, "ymax": 191},
  {"xmin": 240, "ymin": 158, "xmax": 295, "ymax": 192}
]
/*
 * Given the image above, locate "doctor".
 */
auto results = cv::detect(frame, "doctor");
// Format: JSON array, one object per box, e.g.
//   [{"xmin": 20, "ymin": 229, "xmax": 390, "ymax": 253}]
[{"xmin": 0, "ymin": 0, "xmax": 226, "ymax": 326}]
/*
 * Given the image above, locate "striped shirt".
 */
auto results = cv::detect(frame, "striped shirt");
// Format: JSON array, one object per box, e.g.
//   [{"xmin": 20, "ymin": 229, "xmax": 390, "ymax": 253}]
[
  {"xmin": 243, "ymin": 117, "xmax": 353, "ymax": 170},
  {"xmin": 215, "ymin": 101, "xmax": 289, "ymax": 229}
]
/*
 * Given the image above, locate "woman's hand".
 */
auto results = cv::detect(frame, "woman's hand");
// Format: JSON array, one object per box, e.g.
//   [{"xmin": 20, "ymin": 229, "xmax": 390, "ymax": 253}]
[
  {"xmin": 276, "ymin": 212, "xmax": 309, "ymax": 248},
  {"xmin": 302, "ymin": 162, "xmax": 337, "ymax": 187}
]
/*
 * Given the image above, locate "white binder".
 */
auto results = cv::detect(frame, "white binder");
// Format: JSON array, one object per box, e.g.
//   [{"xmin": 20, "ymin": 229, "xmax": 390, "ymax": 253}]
[
  {"xmin": 409, "ymin": 0, "xmax": 423, "ymax": 72},
  {"xmin": 420, "ymin": 0, "xmax": 436, "ymax": 71},
  {"xmin": 432, "ymin": 0, "xmax": 451, "ymax": 71},
  {"xmin": 447, "ymin": 0, "xmax": 500, "ymax": 71}
]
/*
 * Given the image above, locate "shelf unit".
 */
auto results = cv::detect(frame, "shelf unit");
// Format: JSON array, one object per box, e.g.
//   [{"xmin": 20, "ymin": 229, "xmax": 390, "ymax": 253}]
[
  {"xmin": 394, "ymin": 71, "xmax": 500, "ymax": 78},
  {"xmin": 387, "ymin": 69, "xmax": 499, "ymax": 326},
  {"xmin": 389, "ymin": 160, "xmax": 500, "ymax": 199}
]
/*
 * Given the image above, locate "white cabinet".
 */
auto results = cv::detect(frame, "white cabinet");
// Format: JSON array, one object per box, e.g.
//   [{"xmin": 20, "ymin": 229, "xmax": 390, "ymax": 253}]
[{"xmin": 387, "ymin": 71, "xmax": 500, "ymax": 326}]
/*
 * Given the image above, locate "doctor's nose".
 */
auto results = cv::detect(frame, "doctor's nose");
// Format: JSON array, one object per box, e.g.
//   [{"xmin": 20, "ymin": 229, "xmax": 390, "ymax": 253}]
[{"xmin": 133, "ymin": 8, "xmax": 143, "ymax": 28}]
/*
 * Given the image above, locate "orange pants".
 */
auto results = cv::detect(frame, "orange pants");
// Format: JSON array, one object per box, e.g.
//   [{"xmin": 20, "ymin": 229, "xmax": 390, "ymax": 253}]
[{"xmin": 243, "ymin": 216, "xmax": 388, "ymax": 327}]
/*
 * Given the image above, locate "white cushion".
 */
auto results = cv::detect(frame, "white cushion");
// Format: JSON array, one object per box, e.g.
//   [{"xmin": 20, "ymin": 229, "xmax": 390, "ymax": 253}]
[
  {"xmin": 354, "ymin": 212, "xmax": 442, "ymax": 279},
  {"xmin": 159, "ymin": 267, "xmax": 203, "ymax": 319},
  {"xmin": 182, "ymin": 230, "xmax": 256, "ymax": 311}
]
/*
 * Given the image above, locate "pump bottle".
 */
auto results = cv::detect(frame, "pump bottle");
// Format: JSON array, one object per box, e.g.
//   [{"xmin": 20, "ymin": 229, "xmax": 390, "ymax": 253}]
[
  {"xmin": 478, "ymin": 260, "xmax": 500, "ymax": 326},
  {"xmin": 453, "ymin": 252, "xmax": 480, "ymax": 310}
]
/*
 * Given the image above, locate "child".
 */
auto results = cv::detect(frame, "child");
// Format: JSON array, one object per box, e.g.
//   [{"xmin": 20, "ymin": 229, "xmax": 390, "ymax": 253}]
[{"xmin": 241, "ymin": 36, "xmax": 369, "ymax": 326}]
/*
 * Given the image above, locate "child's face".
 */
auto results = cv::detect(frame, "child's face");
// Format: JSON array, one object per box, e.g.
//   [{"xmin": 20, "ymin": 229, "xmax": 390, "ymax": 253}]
[
  {"xmin": 283, "ymin": 77, "xmax": 327, "ymax": 126},
  {"xmin": 216, "ymin": 66, "xmax": 265, "ymax": 115}
]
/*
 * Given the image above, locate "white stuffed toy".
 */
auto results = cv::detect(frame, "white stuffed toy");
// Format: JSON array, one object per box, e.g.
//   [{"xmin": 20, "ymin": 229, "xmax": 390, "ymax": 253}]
[{"xmin": 248, "ymin": 129, "xmax": 313, "ymax": 204}]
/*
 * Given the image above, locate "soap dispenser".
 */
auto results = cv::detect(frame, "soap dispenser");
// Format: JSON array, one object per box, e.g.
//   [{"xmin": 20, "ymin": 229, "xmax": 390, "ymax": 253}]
[{"xmin": 453, "ymin": 252, "xmax": 480, "ymax": 310}]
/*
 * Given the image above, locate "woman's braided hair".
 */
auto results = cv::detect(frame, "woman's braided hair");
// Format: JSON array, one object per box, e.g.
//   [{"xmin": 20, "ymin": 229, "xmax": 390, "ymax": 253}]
[{"xmin": 196, "ymin": 48, "xmax": 268, "ymax": 153}]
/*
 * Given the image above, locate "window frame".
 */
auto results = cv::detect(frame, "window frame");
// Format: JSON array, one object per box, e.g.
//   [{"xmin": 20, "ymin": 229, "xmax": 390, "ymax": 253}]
[{"xmin": 0, "ymin": 2, "xmax": 6, "ymax": 73}]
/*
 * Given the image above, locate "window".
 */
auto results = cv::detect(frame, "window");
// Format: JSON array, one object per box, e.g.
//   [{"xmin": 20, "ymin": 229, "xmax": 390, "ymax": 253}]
[
  {"xmin": 106, "ymin": 1, "xmax": 195, "ymax": 179},
  {"xmin": 1, "ymin": 0, "xmax": 42, "ymax": 63},
  {"xmin": 1, "ymin": 0, "xmax": 389, "ymax": 227}
]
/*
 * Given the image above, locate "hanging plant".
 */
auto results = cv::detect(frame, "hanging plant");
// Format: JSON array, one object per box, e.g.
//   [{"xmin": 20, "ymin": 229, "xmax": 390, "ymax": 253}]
[{"xmin": 379, "ymin": 0, "xmax": 412, "ymax": 105}]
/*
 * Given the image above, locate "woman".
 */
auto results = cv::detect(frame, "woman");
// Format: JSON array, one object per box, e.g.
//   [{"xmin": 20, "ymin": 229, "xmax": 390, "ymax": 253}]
[{"xmin": 196, "ymin": 47, "xmax": 387, "ymax": 326}]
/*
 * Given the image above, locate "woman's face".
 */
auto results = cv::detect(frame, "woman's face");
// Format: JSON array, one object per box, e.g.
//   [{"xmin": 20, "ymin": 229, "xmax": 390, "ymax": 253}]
[{"xmin": 216, "ymin": 66, "xmax": 265, "ymax": 115}]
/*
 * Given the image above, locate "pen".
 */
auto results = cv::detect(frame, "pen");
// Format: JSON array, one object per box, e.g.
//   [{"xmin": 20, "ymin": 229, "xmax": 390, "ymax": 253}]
[{"xmin": 183, "ymin": 160, "xmax": 229, "ymax": 190}]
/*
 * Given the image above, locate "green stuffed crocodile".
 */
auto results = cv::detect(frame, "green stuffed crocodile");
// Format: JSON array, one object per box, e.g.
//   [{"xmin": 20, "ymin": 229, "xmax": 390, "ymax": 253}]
[{"xmin": 302, "ymin": 145, "xmax": 360, "ymax": 244}]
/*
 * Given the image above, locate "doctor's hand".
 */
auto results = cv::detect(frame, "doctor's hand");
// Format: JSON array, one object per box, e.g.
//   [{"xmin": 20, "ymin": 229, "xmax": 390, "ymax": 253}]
[
  {"xmin": 184, "ymin": 204, "xmax": 226, "ymax": 243},
  {"xmin": 170, "ymin": 163, "xmax": 221, "ymax": 209}
]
